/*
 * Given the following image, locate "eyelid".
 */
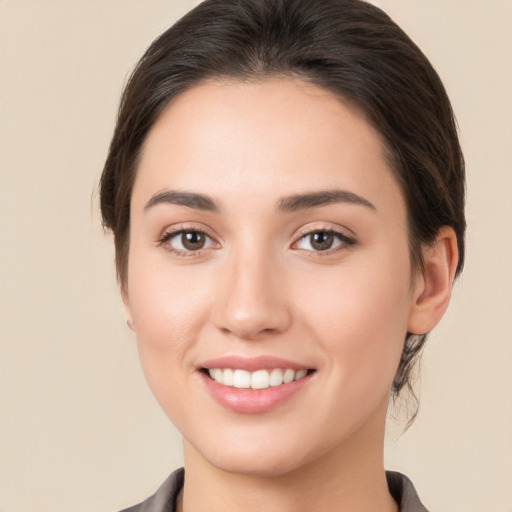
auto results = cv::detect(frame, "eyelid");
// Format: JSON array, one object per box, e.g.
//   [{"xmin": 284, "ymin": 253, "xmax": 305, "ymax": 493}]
[
  {"xmin": 293, "ymin": 222, "xmax": 355, "ymax": 241},
  {"xmin": 157, "ymin": 221, "xmax": 218, "ymax": 239}
]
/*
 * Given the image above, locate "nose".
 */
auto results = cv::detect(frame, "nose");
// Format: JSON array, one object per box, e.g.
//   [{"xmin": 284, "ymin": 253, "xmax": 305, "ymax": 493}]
[{"xmin": 212, "ymin": 249, "xmax": 292, "ymax": 340}]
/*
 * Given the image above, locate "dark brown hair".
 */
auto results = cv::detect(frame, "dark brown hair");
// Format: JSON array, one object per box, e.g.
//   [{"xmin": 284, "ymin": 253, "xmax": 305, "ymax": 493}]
[{"xmin": 100, "ymin": 0, "xmax": 465, "ymax": 402}]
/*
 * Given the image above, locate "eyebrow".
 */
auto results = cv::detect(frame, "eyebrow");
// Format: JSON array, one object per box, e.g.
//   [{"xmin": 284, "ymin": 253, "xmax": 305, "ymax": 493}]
[
  {"xmin": 144, "ymin": 190, "xmax": 221, "ymax": 213},
  {"xmin": 143, "ymin": 188, "xmax": 375, "ymax": 215},
  {"xmin": 277, "ymin": 189, "xmax": 376, "ymax": 212}
]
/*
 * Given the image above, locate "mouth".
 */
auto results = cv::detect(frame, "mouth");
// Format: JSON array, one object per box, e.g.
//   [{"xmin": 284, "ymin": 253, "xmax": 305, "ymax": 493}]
[
  {"xmin": 202, "ymin": 367, "xmax": 313, "ymax": 389},
  {"xmin": 198, "ymin": 356, "xmax": 316, "ymax": 413}
]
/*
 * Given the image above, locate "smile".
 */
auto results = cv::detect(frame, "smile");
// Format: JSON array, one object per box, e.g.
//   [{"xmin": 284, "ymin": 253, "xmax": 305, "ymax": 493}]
[
  {"xmin": 207, "ymin": 368, "xmax": 309, "ymax": 389},
  {"xmin": 199, "ymin": 356, "xmax": 315, "ymax": 413}
]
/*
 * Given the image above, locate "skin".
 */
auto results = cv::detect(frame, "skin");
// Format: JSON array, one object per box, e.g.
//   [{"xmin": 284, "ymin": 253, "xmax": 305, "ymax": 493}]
[{"xmin": 123, "ymin": 79, "xmax": 458, "ymax": 512}]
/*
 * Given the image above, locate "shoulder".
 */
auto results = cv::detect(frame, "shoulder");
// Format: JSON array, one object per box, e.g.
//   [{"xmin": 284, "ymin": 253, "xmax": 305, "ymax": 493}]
[
  {"xmin": 117, "ymin": 468, "xmax": 184, "ymax": 512},
  {"xmin": 386, "ymin": 471, "xmax": 430, "ymax": 512}
]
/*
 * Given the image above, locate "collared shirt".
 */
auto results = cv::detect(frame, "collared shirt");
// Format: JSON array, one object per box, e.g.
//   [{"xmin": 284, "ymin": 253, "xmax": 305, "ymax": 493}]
[{"xmin": 119, "ymin": 468, "xmax": 429, "ymax": 512}]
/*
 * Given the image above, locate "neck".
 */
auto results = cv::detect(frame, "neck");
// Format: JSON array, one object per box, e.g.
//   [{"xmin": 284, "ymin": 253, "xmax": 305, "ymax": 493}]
[{"xmin": 180, "ymin": 407, "xmax": 397, "ymax": 512}]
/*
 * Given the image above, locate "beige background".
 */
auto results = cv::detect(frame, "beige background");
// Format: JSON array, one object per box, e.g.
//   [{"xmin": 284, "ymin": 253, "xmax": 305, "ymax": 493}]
[{"xmin": 1, "ymin": 1, "xmax": 511, "ymax": 511}]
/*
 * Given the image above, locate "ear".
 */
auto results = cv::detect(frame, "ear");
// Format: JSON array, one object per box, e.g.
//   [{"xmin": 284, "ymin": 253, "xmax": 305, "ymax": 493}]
[
  {"xmin": 407, "ymin": 226, "xmax": 459, "ymax": 335},
  {"xmin": 121, "ymin": 285, "xmax": 135, "ymax": 331}
]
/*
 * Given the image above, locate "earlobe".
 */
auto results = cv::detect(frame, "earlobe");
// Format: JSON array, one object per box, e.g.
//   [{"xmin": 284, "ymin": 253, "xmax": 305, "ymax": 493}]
[
  {"xmin": 407, "ymin": 226, "xmax": 459, "ymax": 335},
  {"xmin": 121, "ymin": 285, "xmax": 135, "ymax": 331}
]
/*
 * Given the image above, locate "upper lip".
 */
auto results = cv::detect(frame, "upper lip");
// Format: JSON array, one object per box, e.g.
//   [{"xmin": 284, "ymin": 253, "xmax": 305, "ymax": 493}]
[{"xmin": 199, "ymin": 355, "xmax": 312, "ymax": 372}]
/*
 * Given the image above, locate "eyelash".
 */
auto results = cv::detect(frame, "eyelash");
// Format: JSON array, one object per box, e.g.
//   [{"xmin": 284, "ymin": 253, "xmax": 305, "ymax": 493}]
[{"xmin": 157, "ymin": 226, "xmax": 356, "ymax": 257}]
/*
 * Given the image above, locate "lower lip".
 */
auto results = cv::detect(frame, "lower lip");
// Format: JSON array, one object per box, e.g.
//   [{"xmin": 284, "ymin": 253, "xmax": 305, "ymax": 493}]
[{"xmin": 201, "ymin": 372, "xmax": 312, "ymax": 414}]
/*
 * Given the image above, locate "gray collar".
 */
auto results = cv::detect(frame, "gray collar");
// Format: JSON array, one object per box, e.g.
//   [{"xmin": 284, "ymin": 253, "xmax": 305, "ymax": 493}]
[{"xmin": 120, "ymin": 468, "xmax": 430, "ymax": 512}]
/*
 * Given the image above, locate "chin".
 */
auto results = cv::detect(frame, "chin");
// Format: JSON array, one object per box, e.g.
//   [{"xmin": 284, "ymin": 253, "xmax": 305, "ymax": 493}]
[
  {"xmin": 183, "ymin": 427, "xmax": 330, "ymax": 479},
  {"xmin": 207, "ymin": 450, "xmax": 308, "ymax": 478}
]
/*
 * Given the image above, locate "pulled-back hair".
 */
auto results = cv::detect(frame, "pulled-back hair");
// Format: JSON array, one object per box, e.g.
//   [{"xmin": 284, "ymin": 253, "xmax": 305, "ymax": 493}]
[{"xmin": 100, "ymin": 0, "xmax": 465, "ymax": 403}]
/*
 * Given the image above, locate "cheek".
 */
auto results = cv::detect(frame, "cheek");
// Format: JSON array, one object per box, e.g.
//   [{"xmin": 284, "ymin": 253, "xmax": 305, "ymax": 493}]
[
  {"xmin": 297, "ymin": 254, "xmax": 412, "ymax": 396},
  {"xmin": 126, "ymin": 249, "xmax": 213, "ymax": 406},
  {"xmin": 128, "ymin": 240, "xmax": 213, "ymax": 333}
]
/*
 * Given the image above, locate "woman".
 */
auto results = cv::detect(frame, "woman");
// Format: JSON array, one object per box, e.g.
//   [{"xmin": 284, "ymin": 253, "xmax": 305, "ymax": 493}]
[{"xmin": 100, "ymin": 0, "xmax": 465, "ymax": 511}]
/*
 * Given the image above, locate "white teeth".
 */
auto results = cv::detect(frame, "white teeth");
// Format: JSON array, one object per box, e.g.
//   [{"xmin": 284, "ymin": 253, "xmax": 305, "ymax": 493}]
[
  {"xmin": 269, "ymin": 368, "xmax": 284, "ymax": 386},
  {"xmin": 233, "ymin": 369, "xmax": 251, "ymax": 388},
  {"xmin": 294, "ymin": 369, "xmax": 307, "ymax": 381},
  {"xmin": 251, "ymin": 369, "xmax": 270, "ymax": 389},
  {"xmin": 222, "ymin": 368, "xmax": 234, "ymax": 386},
  {"xmin": 206, "ymin": 368, "xmax": 309, "ymax": 389},
  {"xmin": 213, "ymin": 368, "xmax": 223, "ymax": 383},
  {"xmin": 283, "ymin": 368, "xmax": 295, "ymax": 384}
]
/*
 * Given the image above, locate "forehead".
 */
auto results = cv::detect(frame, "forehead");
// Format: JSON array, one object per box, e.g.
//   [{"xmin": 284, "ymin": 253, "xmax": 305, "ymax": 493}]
[{"xmin": 133, "ymin": 79, "xmax": 404, "ymax": 218}]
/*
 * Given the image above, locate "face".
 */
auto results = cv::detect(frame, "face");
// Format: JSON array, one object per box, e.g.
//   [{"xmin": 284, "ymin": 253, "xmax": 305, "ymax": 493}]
[{"xmin": 125, "ymin": 79, "xmax": 420, "ymax": 477}]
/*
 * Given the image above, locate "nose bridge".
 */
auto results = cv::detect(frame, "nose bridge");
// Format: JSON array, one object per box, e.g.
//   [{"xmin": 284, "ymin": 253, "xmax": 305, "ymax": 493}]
[{"xmin": 213, "ymin": 241, "xmax": 291, "ymax": 339}]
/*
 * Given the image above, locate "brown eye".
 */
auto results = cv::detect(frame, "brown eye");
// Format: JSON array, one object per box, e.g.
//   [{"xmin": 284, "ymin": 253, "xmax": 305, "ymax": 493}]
[
  {"xmin": 181, "ymin": 231, "xmax": 206, "ymax": 250},
  {"xmin": 163, "ymin": 229, "xmax": 216, "ymax": 254},
  {"xmin": 294, "ymin": 229, "xmax": 354, "ymax": 253},
  {"xmin": 309, "ymin": 232, "xmax": 334, "ymax": 251}
]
